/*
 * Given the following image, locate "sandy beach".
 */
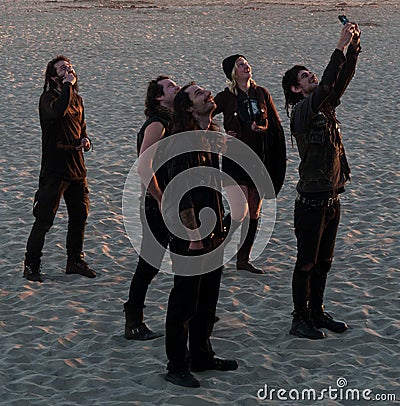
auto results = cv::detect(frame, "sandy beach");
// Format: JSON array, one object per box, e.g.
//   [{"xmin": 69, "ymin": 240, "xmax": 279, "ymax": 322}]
[{"xmin": 0, "ymin": 0, "xmax": 399, "ymax": 404}]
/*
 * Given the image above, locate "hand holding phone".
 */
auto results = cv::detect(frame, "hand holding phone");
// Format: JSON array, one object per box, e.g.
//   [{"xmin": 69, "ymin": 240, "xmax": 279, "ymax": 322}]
[{"xmin": 338, "ymin": 15, "xmax": 350, "ymax": 25}]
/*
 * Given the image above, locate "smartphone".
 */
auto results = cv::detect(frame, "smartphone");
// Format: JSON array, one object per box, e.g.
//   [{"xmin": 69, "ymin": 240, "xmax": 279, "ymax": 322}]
[{"xmin": 338, "ymin": 15, "xmax": 350, "ymax": 25}]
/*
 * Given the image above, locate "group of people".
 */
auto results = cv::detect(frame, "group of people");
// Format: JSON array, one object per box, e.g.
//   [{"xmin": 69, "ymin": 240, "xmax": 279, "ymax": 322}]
[{"xmin": 23, "ymin": 22, "xmax": 361, "ymax": 388}]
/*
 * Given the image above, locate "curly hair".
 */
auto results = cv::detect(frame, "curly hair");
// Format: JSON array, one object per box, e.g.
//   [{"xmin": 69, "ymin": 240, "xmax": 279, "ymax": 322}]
[
  {"xmin": 43, "ymin": 55, "xmax": 79, "ymax": 93},
  {"xmin": 281, "ymin": 65, "xmax": 307, "ymax": 117},
  {"xmin": 172, "ymin": 83, "xmax": 219, "ymax": 134}
]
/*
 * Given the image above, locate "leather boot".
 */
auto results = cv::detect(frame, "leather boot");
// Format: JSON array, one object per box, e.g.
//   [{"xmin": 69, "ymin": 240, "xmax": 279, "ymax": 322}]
[
  {"xmin": 236, "ymin": 218, "xmax": 265, "ymax": 274},
  {"xmin": 123, "ymin": 302, "xmax": 163, "ymax": 341},
  {"xmin": 290, "ymin": 309, "xmax": 326, "ymax": 339},
  {"xmin": 23, "ymin": 260, "xmax": 43, "ymax": 283},
  {"xmin": 290, "ymin": 269, "xmax": 325, "ymax": 339},
  {"xmin": 308, "ymin": 264, "xmax": 348, "ymax": 333},
  {"xmin": 311, "ymin": 305, "xmax": 348, "ymax": 333}
]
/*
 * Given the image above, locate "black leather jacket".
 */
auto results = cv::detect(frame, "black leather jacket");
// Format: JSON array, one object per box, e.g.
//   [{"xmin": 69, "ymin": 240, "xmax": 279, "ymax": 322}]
[{"xmin": 291, "ymin": 44, "xmax": 361, "ymax": 195}]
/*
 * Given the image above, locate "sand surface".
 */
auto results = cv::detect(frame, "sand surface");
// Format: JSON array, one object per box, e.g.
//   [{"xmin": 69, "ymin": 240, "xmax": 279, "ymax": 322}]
[{"xmin": 0, "ymin": 0, "xmax": 399, "ymax": 405}]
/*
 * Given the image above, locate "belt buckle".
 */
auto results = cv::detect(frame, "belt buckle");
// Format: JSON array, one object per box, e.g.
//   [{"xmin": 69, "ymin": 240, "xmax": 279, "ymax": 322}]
[{"xmin": 327, "ymin": 195, "xmax": 339, "ymax": 207}]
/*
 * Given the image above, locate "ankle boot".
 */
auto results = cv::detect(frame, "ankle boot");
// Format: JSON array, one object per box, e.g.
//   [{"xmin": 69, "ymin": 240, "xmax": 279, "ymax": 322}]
[
  {"xmin": 290, "ymin": 309, "xmax": 326, "ymax": 339},
  {"xmin": 236, "ymin": 218, "xmax": 265, "ymax": 274},
  {"xmin": 311, "ymin": 305, "xmax": 348, "ymax": 333},
  {"xmin": 123, "ymin": 302, "xmax": 163, "ymax": 341}
]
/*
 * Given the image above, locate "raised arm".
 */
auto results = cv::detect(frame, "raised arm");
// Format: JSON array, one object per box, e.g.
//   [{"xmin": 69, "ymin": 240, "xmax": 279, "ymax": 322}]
[
  {"xmin": 311, "ymin": 23, "xmax": 354, "ymax": 113},
  {"xmin": 332, "ymin": 23, "xmax": 361, "ymax": 102},
  {"xmin": 40, "ymin": 84, "xmax": 73, "ymax": 119}
]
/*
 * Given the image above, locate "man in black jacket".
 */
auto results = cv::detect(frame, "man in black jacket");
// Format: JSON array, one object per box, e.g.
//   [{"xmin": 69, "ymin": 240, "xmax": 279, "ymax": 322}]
[
  {"xmin": 24, "ymin": 55, "xmax": 95, "ymax": 282},
  {"xmin": 163, "ymin": 83, "xmax": 238, "ymax": 388},
  {"xmin": 282, "ymin": 22, "xmax": 361, "ymax": 338}
]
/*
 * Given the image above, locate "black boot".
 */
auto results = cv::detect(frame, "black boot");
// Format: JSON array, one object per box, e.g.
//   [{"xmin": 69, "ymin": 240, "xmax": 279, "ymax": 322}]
[
  {"xmin": 66, "ymin": 256, "xmax": 96, "ymax": 278},
  {"xmin": 190, "ymin": 357, "xmax": 238, "ymax": 372},
  {"xmin": 23, "ymin": 260, "xmax": 43, "ymax": 283},
  {"xmin": 236, "ymin": 218, "xmax": 265, "ymax": 274},
  {"xmin": 123, "ymin": 302, "xmax": 163, "ymax": 341},
  {"xmin": 308, "ymin": 264, "xmax": 348, "ymax": 333},
  {"xmin": 165, "ymin": 371, "xmax": 200, "ymax": 388},
  {"xmin": 290, "ymin": 269, "xmax": 325, "ymax": 339},
  {"xmin": 311, "ymin": 306, "xmax": 348, "ymax": 333},
  {"xmin": 290, "ymin": 309, "xmax": 326, "ymax": 339}
]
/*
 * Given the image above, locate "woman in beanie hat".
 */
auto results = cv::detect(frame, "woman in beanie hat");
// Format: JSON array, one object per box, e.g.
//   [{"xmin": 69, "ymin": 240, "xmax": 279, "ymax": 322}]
[{"xmin": 214, "ymin": 55, "xmax": 286, "ymax": 274}]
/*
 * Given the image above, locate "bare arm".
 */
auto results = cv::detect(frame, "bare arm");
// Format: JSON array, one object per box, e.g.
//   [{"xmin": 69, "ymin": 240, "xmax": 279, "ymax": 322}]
[{"xmin": 137, "ymin": 121, "xmax": 165, "ymax": 206}]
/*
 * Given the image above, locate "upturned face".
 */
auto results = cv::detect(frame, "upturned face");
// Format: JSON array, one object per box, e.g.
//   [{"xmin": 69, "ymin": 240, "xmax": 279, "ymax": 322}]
[
  {"xmin": 234, "ymin": 57, "xmax": 252, "ymax": 81},
  {"xmin": 157, "ymin": 78, "xmax": 180, "ymax": 108},
  {"xmin": 186, "ymin": 84, "xmax": 216, "ymax": 116},
  {"xmin": 294, "ymin": 69, "xmax": 319, "ymax": 97},
  {"xmin": 53, "ymin": 59, "xmax": 74, "ymax": 81}
]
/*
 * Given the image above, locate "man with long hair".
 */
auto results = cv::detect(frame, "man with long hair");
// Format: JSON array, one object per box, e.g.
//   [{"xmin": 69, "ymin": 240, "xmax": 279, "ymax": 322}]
[
  {"xmin": 282, "ymin": 22, "xmax": 361, "ymax": 339},
  {"xmin": 123, "ymin": 75, "xmax": 180, "ymax": 340},
  {"xmin": 163, "ymin": 83, "xmax": 238, "ymax": 388},
  {"xmin": 24, "ymin": 55, "xmax": 95, "ymax": 282}
]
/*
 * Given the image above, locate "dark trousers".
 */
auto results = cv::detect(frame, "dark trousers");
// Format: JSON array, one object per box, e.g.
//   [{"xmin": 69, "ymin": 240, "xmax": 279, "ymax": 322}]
[
  {"xmin": 25, "ymin": 177, "xmax": 89, "ymax": 265},
  {"xmin": 165, "ymin": 236, "xmax": 223, "ymax": 372},
  {"xmin": 292, "ymin": 199, "xmax": 340, "ymax": 311},
  {"xmin": 127, "ymin": 197, "xmax": 170, "ymax": 311}
]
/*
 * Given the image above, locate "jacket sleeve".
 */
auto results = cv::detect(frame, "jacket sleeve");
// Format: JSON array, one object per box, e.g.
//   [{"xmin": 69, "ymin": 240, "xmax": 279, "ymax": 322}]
[
  {"xmin": 212, "ymin": 91, "xmax": 225, "ymax": 116},
  {"xmin": 330, "ymin": 43, "xmax": 361, "ymax": 104},
  {"xmin": 40, "ymin": 84, "xmax": 73, "ymax": 120},
  {"xmin": 311, "ymin": 49, "xmax": 346, "ymax": 113},
  {"xmin": 80, "ymin": 102, "xmax": 88, "ymax": 140}
]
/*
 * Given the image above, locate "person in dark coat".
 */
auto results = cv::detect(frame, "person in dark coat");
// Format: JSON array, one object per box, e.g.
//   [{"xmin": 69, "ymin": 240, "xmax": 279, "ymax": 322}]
[
  {"xmin": 214, "ymin": 54, "xmax": 286, "ymax": 274},
  {"xmin": 24, "ymin": 55, "xmax": 95, "ymax": 282},
  {"xmin": 282, "ymin": 22, "xmax": 361, "ymax": 339}
]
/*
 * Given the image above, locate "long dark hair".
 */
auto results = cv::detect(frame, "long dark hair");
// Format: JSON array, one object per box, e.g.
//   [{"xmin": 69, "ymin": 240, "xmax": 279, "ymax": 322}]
[
  {"xmin": 172, "ymin": 83, "xmax": 198, "ymax": 133},
  {"xmin": 43, "ymin": 55, "xmax": 79, "ymax": 93},
  {"xmin": 144, "ymin": 75, "xmax": 170, "ymax": 118},
  {"xmin": 172, "ymin": 83, "xmax": 219, "ymax": 134},
  {"xmin": 281, "ymin": 65, "xmax": 307, "ymax": 117}
]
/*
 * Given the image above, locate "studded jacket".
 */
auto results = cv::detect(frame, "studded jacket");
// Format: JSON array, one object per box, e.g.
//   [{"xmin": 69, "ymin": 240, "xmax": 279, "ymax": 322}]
[{"xmin": 291, "ymin": 44, "xmax": 361, "ymax": 195}]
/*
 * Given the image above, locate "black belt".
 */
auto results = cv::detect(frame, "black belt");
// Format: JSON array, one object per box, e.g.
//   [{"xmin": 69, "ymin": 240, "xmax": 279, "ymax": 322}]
[{"xmin": 296, "ymin": 193, "xmax": 340, "ymax": 207}]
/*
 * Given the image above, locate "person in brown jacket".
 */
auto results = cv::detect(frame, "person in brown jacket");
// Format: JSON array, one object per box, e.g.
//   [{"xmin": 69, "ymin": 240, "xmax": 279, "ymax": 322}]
[
  {"xmin": 213, "ymin": 54, "xmax": 286, "ymax": 274},
  {"xmin": 23, "ymin": 55, "xmax": 95, "ymax": 282}
]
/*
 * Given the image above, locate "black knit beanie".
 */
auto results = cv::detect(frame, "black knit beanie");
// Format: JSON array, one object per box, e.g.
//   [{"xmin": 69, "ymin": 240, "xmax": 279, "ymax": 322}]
[{"xmin": 222, "ymin": 54, "xmax": 246, "ymax": 81}]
